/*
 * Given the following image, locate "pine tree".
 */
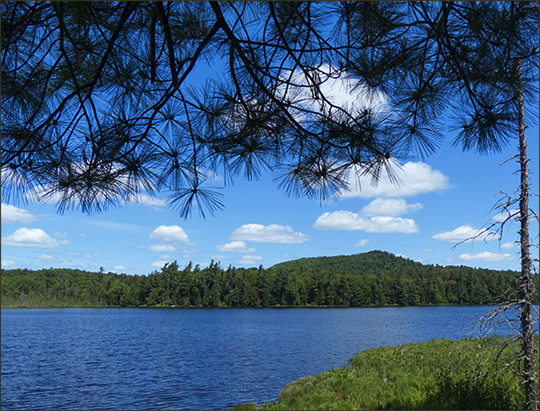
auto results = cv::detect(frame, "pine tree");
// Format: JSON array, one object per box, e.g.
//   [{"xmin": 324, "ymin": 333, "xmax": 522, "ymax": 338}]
[{"xmin": 2, "ymin": 1, "xmax": 537, "ymax": 407}]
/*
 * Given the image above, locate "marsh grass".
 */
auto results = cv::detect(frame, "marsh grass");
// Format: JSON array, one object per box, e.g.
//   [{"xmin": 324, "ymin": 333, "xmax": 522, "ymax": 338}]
[{"xmin": 233, "ymin": 336, "xmax": 539, "ymax": 410}]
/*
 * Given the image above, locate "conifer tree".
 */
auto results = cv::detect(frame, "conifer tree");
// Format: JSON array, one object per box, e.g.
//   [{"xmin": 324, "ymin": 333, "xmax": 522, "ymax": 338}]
[{"xmin": 2, "ymin": 1, "xmax": 537, "ymax": 407}]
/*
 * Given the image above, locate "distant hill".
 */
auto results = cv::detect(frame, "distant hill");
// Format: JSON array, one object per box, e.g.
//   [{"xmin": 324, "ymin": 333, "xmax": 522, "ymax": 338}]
[{"xmin": 269, "ymin": 250, "xmax": 424, "ymax": 275}]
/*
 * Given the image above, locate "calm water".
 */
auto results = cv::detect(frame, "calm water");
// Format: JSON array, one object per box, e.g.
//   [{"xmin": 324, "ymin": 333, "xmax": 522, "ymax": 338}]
[{"xmin": 1, "ymin": 306, "xmax": 513, "ymax": 410}]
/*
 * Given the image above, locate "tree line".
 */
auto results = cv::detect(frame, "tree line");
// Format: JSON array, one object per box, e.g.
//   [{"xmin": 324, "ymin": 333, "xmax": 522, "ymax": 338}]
[{"xmin": 2, "ymin": 252, "xmax": 535, "ymax": 308}]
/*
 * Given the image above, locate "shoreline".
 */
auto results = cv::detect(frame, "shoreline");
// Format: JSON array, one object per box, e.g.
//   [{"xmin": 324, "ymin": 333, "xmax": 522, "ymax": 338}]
[
  {"xmin": 232, "ymin": 336, "xmax": 539, "ymax": 410},
  {"xmin": 1, "ymin": 302, "xmax": 505, "ymax": 309}
]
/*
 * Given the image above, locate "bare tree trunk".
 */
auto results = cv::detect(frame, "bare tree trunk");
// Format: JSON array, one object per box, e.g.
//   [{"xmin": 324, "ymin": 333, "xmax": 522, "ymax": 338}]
[{"xmin": 516, "ymin": 61, "xmax": 537, "ymax": 411}]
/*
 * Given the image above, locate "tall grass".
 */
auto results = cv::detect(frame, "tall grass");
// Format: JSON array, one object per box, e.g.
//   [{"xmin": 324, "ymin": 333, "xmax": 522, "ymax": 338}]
[{"xmin": 233, "ymin": 336, "xmax": 539, "ymax": 410}]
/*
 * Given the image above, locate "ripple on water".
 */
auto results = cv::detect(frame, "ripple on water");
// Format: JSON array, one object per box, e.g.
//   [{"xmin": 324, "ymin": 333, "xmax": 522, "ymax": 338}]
[{"xmin": 1, "ymin": 306, "xmax": 519, "ymax": 410}]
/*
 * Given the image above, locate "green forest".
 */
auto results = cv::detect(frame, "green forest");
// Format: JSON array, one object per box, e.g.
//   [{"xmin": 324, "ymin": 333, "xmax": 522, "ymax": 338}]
[{"xmin": 1, "ymin": 251, "xmax": 536, "ymax": 308}]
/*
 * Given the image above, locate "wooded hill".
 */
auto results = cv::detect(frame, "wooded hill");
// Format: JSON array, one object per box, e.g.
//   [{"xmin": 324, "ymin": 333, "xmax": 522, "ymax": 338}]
[
  {"xmin": 271, "ymin": 251, "xmax": 424, "ymax": 275},
  {"xmin": 2, "ymin": 251, "xmax": 536, "ymax": 308}
]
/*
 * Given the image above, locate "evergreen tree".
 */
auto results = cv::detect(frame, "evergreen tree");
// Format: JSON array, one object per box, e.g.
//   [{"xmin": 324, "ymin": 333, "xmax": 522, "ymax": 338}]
[{"xmin": 2, "ymin": 2, "xmax": 537, "ymax": 406}]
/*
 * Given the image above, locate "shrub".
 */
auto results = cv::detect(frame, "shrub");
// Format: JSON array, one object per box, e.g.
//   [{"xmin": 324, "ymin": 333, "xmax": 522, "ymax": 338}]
[{"xmin": 423, "ymin": 369, "xmax": 523, "ymax": 410}]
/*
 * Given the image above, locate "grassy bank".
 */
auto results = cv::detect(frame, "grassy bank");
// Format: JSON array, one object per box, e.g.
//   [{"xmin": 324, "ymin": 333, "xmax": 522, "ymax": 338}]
[{"xmin": 234, "ymin": 336, "xmax": 539, "ymax": 410}]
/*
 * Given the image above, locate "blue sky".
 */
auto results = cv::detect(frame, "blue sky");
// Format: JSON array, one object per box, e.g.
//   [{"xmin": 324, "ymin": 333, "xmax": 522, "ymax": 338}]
[{"xmin": 2, "ymin": 115, "xmax": 538, "ymax": 275}]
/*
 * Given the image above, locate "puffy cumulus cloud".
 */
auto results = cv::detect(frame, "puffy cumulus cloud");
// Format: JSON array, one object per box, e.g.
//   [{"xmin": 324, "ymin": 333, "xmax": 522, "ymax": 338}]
[
  {"xmin": 312, "ymin": 65, "xmax": 387, "ymax": 113},
  {"xmin": 217, "ymin": 241, "xmax": 256, "ymax": 253},
  {"xmin": 361, "ymin": 198, "xmax": 423, "ymax": 217},
  {"xmin": 150, "ymin": 225, "xmax": 193, "ymax": 245},
  {"xmin": 113, "ymin": 265, "xmax": 129, "ymax": 271},
  {"xmin": 459, "ymin": 252, "xmax": 516, "ymax": 262},
  {"xmin": 341, "ymin": 162, "xmax": 450, "ymax": 199},
  {"xmin": 355, "ymin": 239, "xmax": 370, "ymax": 247},
  {"xmin": 1, "ymin": 203, "xmax": 38, "ymax": 224},
  {"xmin": 501, "ymin": 242, "xmax": 517, "ymax": 250},
  {"xmin": 238, "ymin": 255, "xmax": 264, "ymax": 266},
  {"xmin": 313, "ymin": 211, "xmax": 419, "ymax": 234},
  {"xmin": 276, "ymin": 64, "xmax": 388, "ymax": 124},
  {"xmin": 432, "ymin": 225, "xmax": 498, "ymax": 243},
  {"xmin": 2, "ymin": 228, "xmax": 59, "ymax": 248},
  {"xmin": 231, "ymin": 224, "xmax": 310, "ymax": 244},
  {"xmin": 149, "ymin": 244, "xmax": 175, "ymax": 252}
]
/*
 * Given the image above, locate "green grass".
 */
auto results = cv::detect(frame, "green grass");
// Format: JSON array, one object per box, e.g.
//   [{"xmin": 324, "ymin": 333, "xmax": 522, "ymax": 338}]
[{"xmin": 233, "ymin": 336, "xmax": 539, "ymax": 410}]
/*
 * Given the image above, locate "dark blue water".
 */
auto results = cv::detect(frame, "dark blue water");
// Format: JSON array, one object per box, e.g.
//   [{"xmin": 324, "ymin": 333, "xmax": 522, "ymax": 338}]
[{"xmin": 1, "ymin": 306, "xmax": 514, "ymax": 410}]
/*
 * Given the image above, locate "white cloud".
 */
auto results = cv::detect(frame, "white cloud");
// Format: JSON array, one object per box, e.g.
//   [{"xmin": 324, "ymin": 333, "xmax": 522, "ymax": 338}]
[
  {"xmin": 113, "ymin": 265, "xmax": 128, "ymax": 270},
  {"xmin": 341, "ymin": 162, "xmax": 450, "ymax": 199},
  {"xmin": 491, "ymin": 209, "xmax": 519, "ymax": 223},
  {"xmin": 361, "ymin": 198, "xmax": 423, "ymax": 217},
  {"xmin": 1, "ymin": 259, "xmax": 16, "ymax": 267},
  {"xmin": 312, "ymin": 65, "xmax": 387, "ymax": 113},
  {"xmin": 432, "ymin": 225, "xmax": 499, "ymax": 243},
  {"xmin": 216, "ymin": 241, "xmax": 256, "ymax": 253},
  {"xmin": 231, "ymin": 224, "xmax": 310, "ymax": 244},
  {"xmin": 149, "ymin": 244, "xmax": 176, "ymax": 252},
  {"xmin": 1, "ymin": 203, "xmax": 38, "ymax": 224},
  {"xmin": 2, "ymin": 228, "xmax": 59, "ymax": 248},
  {"xmin": 150, "ymin": 225, "xmax": 193, "ymax": 245},
  {"xmin": 355, "ymin": 239, "xmax": 370, "ymax": 247},
  {"xmin": 313, "ymin": 211, "xmax": 419, "ymax": 234},
  {"xmin": 238, "ymin": 255, "xmax": 264, "ymax": 265},
  {"xmin": 151, "ymin": 260, "xmax": 169, "ymax": 268},
  {"xmin": 211, "ymin": 255, "xmax": 228, "ymax": 260},
  {"xmin": 459, "ymin": 252, "xmax": 516, "ymax": 262},
  {"xmin": 243, "ymin": 255, "xmax": 263, "ymax": 261},
  {"xmin": 276, "ymin": 63, "xmax": 388, "ymax": 125},
  {"xmin": 501, "ymin": 242, "xmax": 517, "ymax": 250},
  {"xmin": 54, "ymin": 232, "xmax": 68, "ymax": 237}
]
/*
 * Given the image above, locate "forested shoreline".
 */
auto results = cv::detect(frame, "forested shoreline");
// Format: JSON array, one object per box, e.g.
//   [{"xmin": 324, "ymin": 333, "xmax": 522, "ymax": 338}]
[{"xmin": 2, "ymin": 251, "xmax": 534, "ymax": 309}]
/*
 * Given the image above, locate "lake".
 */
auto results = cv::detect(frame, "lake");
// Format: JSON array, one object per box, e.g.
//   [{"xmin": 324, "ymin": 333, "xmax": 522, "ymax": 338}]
[{"xmin": 1, "ymin": 306, "xmax": 515, "ymax": 410}]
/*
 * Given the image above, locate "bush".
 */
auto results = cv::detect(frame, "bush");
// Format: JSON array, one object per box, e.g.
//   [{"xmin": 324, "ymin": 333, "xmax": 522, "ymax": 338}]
[{"xmin": 423, "ymin": 369, "xmax": 523, "ymax": 410}]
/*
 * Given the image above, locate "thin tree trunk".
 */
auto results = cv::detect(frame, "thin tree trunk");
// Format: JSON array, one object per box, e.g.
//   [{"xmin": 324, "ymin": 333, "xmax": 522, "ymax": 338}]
[{"xmin": 516, "ymin": 60, "xmax": 537, "ymax": 411}]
